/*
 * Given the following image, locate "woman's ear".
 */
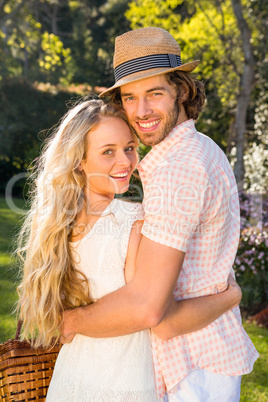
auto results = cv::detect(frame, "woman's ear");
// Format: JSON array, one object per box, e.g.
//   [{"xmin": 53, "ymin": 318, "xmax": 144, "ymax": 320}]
[{"xmin": 77, "ymin": 162, "xmax": 83, "ymax": 172}]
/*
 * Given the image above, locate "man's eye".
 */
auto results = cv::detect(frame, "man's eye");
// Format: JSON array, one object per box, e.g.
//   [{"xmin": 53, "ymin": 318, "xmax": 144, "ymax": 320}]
[
  {"xmin": 151, "ymin": 92, "xmax": 162, "ymax": 97},
  {"xmin": 124, "ymin": 96, "xmax": 134, "ymax": 102}
]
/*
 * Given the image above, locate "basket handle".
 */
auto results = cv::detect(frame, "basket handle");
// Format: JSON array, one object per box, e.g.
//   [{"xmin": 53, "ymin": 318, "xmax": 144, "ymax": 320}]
[{"xmin": 15, "ymin": 319, "xmax": 23, "ymax": 340}]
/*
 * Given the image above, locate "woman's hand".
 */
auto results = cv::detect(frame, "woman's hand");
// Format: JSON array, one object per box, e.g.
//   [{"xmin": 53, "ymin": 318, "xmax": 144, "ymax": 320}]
[{"xmin": 226, "ymin": 273, "xmax": 242, "ymax": 308}]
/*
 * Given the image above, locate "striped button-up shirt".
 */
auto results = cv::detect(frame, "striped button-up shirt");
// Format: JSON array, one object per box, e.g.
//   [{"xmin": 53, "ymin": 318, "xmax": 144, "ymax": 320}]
[{"xmin": 138, "ymin": 119, "xmax": 259, "ymax": 398}]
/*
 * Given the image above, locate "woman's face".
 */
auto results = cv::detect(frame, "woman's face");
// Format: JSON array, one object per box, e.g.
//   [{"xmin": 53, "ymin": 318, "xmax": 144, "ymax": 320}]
[{"xmin": 80, "ymin": 117, "xmax": 138, "ymax": 199}]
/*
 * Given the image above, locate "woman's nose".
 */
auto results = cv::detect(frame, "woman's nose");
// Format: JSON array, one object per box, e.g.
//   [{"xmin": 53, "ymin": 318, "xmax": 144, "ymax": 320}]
[{"xmin": 116, "ymin": 151, "xmax": 131, "ymax": 167}]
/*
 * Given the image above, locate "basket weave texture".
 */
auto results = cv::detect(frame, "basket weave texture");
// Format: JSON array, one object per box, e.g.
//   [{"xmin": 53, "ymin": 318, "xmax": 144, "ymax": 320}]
[{"xmin": 0, "ymin": 321, "xmax": 60, "ymax": 401}]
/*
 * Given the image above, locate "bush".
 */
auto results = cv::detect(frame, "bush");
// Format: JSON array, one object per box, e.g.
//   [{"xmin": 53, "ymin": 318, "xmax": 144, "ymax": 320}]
[
  {"xmin": 234, "ymin": 191, "xmax": 268, "ymax": 308},
  {"xmin": 0, "ymin": 78, "xmax": 82, "ymax": 197}
]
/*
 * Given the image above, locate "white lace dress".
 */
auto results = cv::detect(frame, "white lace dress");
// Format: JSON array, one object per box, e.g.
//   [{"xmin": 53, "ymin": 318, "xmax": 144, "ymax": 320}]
[{"xmin": 46, "ymin": 199, "xmax": 161, "ymax": 402}]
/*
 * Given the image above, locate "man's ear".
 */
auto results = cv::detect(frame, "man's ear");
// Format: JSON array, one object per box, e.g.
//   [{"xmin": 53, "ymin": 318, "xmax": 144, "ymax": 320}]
[{"xmin": 180, "ymin": 84, "xmax": 189, "ymax": 102}]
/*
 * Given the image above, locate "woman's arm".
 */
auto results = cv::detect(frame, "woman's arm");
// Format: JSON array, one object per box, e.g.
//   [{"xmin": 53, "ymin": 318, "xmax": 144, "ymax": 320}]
[
  {"xmin": 152, "ymin": 275, "xmax": 241, "ymax": 340},
  {"xmin": 125, "ymin": 221, "xmax": 242, "ymax": 341}
]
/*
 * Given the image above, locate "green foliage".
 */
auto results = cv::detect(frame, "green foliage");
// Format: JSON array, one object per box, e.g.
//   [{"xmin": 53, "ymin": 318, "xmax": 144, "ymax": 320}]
[
  {"xmin": 243, "ymin": 142, "xmax": 268, "ymax": 194},
  {"xmin": 38, "ymin": 32, "xmax": 72, "ymax": 84},
  {"xmin": 0, "ymin": 78, "xmax": 81, "ymax": 196},
  {"xmin": 235, "ymin": 226, "xmax": 268, "ymax": 306},
  {"xmin": 0, "ymin": 0, "xmax": 74, "ymax": 83},
  {"xmin": 0, "ymin": 0, "xmax": 131, "ymax": 87},
  {"xmin": 234, "ymin": 192, "xmax": 268, "ymax": 307},
  {"xmin": 126, "ymin": 0, "xmax": 185, "ymax": 31},
  {"xmin": 178, "ymin": 2, "xmax": 240, "ymax": 107},
  {"xmin": 69, "ymin": 0, "xmax": 131, "ymax": 86}
]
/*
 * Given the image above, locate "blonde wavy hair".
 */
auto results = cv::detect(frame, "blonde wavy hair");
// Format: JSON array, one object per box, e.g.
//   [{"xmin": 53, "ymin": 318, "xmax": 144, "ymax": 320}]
[{"xmin": 17, "ymin": 98, "xmax": 134, "ymax": 347}]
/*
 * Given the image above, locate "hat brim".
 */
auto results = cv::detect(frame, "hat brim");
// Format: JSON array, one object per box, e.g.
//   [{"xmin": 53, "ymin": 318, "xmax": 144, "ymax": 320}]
[{"xmin": 99, "ymin": 60, "xmax": 200, "ymax": 98}]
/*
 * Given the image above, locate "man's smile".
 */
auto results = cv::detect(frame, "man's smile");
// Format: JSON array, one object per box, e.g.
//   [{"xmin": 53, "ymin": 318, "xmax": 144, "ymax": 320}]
[{"xmin": 137, "ymin": 119, "xmax": 161, "ymax": 131}]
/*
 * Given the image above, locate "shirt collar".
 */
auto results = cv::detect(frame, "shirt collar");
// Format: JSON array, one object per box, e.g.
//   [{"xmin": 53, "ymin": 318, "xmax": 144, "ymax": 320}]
[{"xmin": 137, "ymin": 119, "xmax": 196, "ymax": 183}]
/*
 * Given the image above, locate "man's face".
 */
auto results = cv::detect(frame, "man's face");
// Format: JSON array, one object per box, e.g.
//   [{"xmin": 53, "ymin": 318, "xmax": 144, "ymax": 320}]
[{"xmin": 120, "ymin": 75, "xmax": 182, "ymax": 146}]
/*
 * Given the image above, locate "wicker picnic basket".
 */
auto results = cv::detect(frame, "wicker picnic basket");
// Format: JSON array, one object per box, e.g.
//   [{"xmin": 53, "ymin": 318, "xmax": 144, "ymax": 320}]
[{"xmin": 0, "ymin": 321, "xmax": 60, "ymax": 401}]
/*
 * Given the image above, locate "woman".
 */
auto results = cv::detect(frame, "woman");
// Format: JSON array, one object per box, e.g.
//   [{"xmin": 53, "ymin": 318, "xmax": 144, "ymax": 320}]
[{"xmin": 17, "ymin": 99, "xmax": 240, "ymax": 401}]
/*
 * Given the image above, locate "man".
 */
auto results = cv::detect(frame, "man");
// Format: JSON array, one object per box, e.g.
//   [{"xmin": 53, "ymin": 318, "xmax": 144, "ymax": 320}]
[{"xmin": 61, "ymin": 27, "xmax": 258, "ymax": 400}]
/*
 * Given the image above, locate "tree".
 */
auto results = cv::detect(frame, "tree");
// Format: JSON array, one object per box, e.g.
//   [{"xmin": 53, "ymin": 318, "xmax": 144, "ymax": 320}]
[
  {"xmin": 125, "ymin": 0, "xmax": 265, "ymax": 186},
  {"xmin": 231, "ymin": 0, "xmax": 255, "ymax": 186},
  {"xmin": 0, "ymin": 0, "xmax": 131, "ymax": 87},
  {"xmin": 126, "ymin": 0, "xmax": 243, "ymax": 148},
  {"xmin": 0, "ymin": 78, "xmax": 75, "ymax": 196},
  {"xmin": 0, "ymin": 0, "xmax": 73, "ymax": 83},
  {"xmin": 66, "ymin": 0, "xmax": 130, "ymax": 87}
]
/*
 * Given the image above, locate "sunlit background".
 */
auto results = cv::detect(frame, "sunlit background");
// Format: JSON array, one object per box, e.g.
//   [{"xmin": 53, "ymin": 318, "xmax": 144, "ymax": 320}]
[{"xmin": 0, "ymin": 1, "xmax": 267, "ymax": 400}]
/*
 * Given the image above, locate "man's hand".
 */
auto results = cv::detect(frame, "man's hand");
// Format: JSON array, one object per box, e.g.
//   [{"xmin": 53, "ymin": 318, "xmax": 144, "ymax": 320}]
[{"xmin": 60, "ymin": 309, "xmax": 77, "ymax": 344}]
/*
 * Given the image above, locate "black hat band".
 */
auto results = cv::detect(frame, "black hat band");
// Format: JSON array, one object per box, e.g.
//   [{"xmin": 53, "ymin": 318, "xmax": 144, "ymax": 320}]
[{"xmin": 114, "ymin": 54, "xmax": 182, "ymax": 82}]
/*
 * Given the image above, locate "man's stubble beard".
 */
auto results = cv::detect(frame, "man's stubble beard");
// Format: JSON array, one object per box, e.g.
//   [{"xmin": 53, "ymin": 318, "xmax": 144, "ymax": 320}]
[{"xmin": 132, "ymin": 101, "xmax": 180, "ymax": 147}]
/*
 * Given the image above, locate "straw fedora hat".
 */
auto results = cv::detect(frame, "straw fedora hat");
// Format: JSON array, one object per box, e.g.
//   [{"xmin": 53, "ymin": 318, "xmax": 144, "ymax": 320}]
[{"xmin": 99, "ymin": 27, "xmax": 200, "ymax": 97}]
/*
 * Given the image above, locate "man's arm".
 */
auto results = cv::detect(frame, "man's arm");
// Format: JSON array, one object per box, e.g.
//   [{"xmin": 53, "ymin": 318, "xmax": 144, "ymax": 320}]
[
  {"xmin": 123, "ymin": 220, "xmax": 241, "ymax": 341},
  {"xmin": 61, "ymin": 222, "xmax": 241, "ymax": 343},
  {"xmin": 61, "ymin": 235, "xmax": 185, "ymax": 341}
]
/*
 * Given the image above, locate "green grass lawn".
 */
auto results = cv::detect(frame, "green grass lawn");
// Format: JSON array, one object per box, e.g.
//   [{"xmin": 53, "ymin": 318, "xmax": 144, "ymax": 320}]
[
  {"xmin": 0, "ymin": 196, "xmax": 26, "ymax": 341},
  {"xmin": 240, "ymin": 322, "xmax": 268, "ymax": 401},
  {"xmin": 0, "ymin": 196, "xmax": 267, "ymax": 400}
]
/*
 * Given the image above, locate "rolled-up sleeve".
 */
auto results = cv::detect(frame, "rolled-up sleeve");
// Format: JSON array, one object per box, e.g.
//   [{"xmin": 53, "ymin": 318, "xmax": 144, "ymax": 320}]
[{"xmin": 141, "ymin": 161, "xmax": 212, "ymax": 252}]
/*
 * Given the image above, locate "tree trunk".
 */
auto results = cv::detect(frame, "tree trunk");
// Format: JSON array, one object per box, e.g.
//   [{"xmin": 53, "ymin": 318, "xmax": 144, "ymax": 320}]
[
  {"xmin": 51, "ymin": 4, "xmax": 59, "ymax": 35},
  {"xmin": 23, "ymin": 46, "xmax": 28, "ymax": 78},
  {"xmin": 231, "ymin": 0, "xmax": 255, "ymax": 187}
]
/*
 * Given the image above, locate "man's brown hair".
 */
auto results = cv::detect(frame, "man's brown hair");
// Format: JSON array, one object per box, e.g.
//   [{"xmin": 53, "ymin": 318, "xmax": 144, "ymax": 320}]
[
  {"xmin": 110, "ymin": 71, "xmax": 206, "ymax": 121},
  {"xmin": 166, "ymin": 71, "xmax": 206, "ymax": 121}
]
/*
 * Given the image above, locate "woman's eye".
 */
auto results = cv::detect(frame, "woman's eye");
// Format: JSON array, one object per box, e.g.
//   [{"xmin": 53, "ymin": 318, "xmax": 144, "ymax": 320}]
[
  {"xmin": 125, "ymin": 146, "xmax": 135, "ymax": 152},
  {"xmin": 103, "ymin": 149, "xmax": 113, "ymax": 155}
]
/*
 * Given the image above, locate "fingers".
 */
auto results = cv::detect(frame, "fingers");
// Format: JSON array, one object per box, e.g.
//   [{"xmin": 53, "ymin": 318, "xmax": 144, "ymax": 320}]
[
  {"xmin": 227, "ymin": 273, "xmax": 236, "ymax": 286},
  {"xmin": 227, "ymin": 273, "xmax": 242, "ymax": 307}
]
